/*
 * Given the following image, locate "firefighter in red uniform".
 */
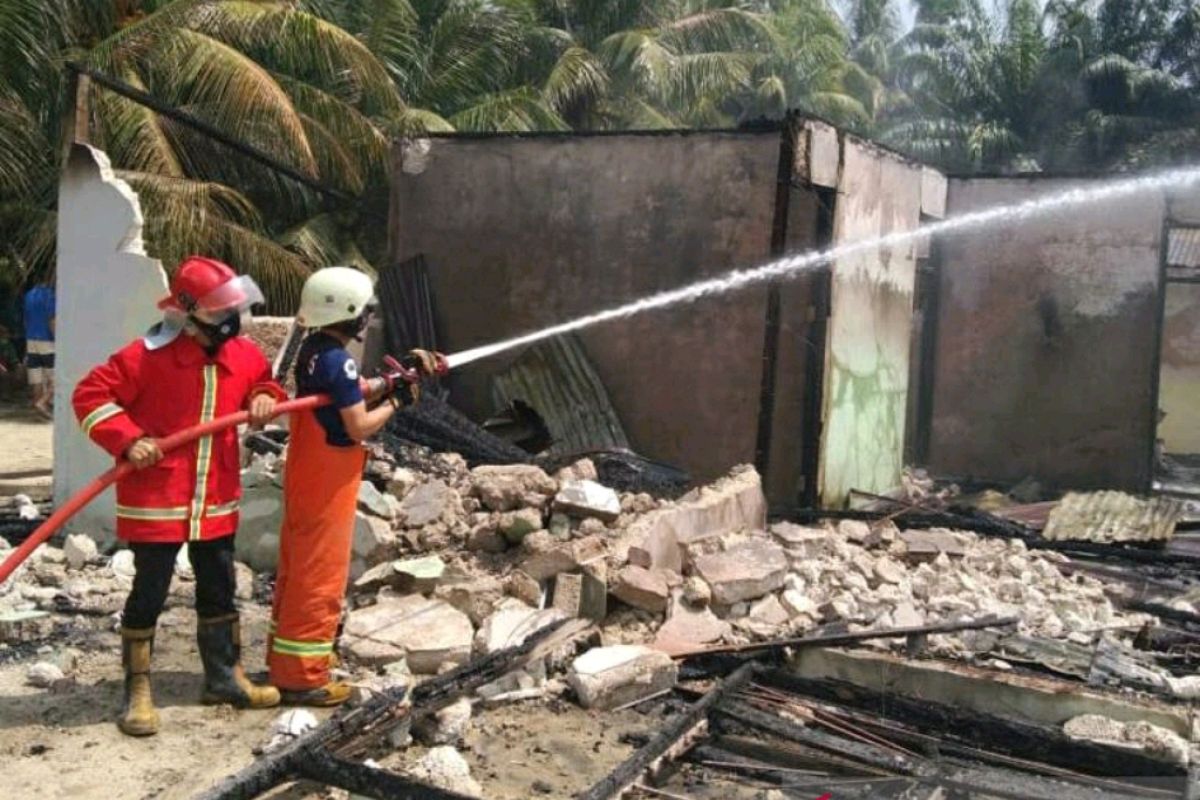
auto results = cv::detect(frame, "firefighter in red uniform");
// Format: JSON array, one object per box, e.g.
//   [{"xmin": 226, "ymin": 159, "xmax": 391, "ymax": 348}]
[
  {"xmin": 267, "ymin": 267, "xmax": 442, "ymax": 705},
  {"xmin": 73, "ymin": 256, "xmax": 286, "ymax": 736}
]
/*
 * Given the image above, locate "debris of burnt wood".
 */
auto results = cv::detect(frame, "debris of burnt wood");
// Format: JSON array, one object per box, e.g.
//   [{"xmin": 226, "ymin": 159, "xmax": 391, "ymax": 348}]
[
  {"xmin": 198, "ymin": 618, "xmax": 583, "ymax": 800},
  {"xmin": 668, "ymin": 613, "xmax": 1017, "ymax": 659},
  {"xmin": 789, "ymin": 504, "xmax": 1200, "ymax": 570},
  {"xmin": 582, "ymin": 660, "xmax": 1185, "ymax": 800}
]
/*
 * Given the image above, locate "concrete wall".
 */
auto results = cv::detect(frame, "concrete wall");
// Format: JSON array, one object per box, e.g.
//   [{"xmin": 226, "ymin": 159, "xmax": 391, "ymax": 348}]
[
  {"xmin": 818, "ymin": 138, "xmax": 926, "ymax": 506},
  {"xmin": 928, "ymin": 177, "xmax": 1165, "ymax": 491},
  {"xmin": 54, "ymin": 145, "xmax": 170, "ymax": 541},
  {"xmin": 391, "ymin": 132, "xmax": 781, "ymax": 482}
]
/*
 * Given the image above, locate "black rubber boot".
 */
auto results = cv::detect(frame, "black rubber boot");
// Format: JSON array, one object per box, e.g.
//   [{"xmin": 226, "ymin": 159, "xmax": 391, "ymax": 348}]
[{"xmin": 197, "ymin": 613, "xmax": 280, "ymax": 709}]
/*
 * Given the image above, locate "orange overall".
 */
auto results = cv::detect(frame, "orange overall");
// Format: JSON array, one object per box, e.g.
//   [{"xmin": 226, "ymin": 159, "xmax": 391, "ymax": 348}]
[{"xmin": 267, "ymin": 410, "xmax": 365, "ymax": 690}]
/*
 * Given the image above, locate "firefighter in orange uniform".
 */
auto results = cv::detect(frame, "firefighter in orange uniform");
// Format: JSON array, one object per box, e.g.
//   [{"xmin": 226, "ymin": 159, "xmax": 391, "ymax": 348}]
[
  {"xmin": 73, "ymin": 256, "xmax": 286, "ymax": 736},
  {"xmin": 268, "ymin": 267, "xmax": 442, "ymax": 705}
]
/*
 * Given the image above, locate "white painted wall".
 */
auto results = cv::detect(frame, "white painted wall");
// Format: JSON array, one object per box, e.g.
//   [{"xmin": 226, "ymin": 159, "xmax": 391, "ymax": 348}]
[{"xmin": 53, "ymin": 145, "xmax": 169, "ymax": 542}]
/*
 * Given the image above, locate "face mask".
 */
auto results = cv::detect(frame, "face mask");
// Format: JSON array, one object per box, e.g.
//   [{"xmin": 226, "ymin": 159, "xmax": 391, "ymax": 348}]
[
  {"xmin": 190, "ymin": 310, "xmax": 241, "ymax": 353},
  {"xmin": 330, "ymin": 313, "xmax": 369, "ymax": 342}
]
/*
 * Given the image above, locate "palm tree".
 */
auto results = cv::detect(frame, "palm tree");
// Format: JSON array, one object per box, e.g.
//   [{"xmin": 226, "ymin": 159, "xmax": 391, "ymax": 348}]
[
  {"xmin": 883, "ymin": 0, "xmax": 1039, "ymax": 171},
  {"xmin": 499, "ymin": 1, "xmax": 779, "ymax": 129},
  {"xmin": 0, "ymin": 0, "xmax": 424, "ymax": 310}
]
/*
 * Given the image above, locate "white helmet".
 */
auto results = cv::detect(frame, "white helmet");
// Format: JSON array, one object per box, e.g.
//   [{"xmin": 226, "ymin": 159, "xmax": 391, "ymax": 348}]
[{"xmin": 296, "ymin": 266, "xmax": 375, "ymax": 328}]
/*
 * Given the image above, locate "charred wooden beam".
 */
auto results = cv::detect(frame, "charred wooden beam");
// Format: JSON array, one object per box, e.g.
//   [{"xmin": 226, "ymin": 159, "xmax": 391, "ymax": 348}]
[
  {"xmin": 758, "ymin": 671, "xmax": 1186, "ymax": 781},
  {"xmin": 295, "ymin": 751, "xmax": 477, "ymax": 800},
  {"xmin": 687, "ymin": 743, "xmax": 908, "ymax": 799},
  {"xmin": 673, "ymin": 614, "xmax": 1017, "ymax": 659},
  {"xmin": 576, "ymin": 662, "xmax": 758, "ymax": 800},
  {"xmin": 198, "ymin": 618, "xmax": 581, "ymax": 799},
  {"xmin": 714, "ymin": 700, "xmax": 1148, "ymax": 800}
]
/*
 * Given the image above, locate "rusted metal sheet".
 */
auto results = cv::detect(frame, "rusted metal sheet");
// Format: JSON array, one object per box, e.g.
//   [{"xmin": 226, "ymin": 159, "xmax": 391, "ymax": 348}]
[
  {"xmin": 1042, "ymin": 491, "xmax": 1183, "ymax": 543},
  {"xmin": 491, "ymin": 335, "xmax": 629, "ymax": 457}
]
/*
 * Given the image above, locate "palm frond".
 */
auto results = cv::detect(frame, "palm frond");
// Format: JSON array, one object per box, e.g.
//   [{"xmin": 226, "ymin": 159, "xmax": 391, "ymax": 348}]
[
  {"xmin": 544, "ymin": 46, "xmax": 610, "ymax": 113},
  {"xmin": 449, "ymin": 88, "xmax": 569, "ymax": 131},
  {"xmin": 186, "ymin": 1, "xmax": 404, "ymax": 115},
  {"xmin": 150, "ymin": 28, "xmax": 318, "ymax": 176},
  {"xmin": 92, "ymin": 70, "xmax": 184, "ymax": 177}
]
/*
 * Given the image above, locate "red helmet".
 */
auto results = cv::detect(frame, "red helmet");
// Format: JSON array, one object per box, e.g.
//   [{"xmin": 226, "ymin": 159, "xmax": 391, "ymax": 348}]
[{"xmin": 158, "ymin": 256, "xmax": 262, "ymax": 315}]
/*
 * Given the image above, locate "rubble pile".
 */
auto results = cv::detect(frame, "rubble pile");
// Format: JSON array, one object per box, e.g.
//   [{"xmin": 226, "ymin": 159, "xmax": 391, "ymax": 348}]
[
  {"xmin": 0, "ymin": 448, "xmax": 1161, "ymax": 717},
  {"xmin": 0, "ymin": 534, "xmax": 255, "ymax": 644}
]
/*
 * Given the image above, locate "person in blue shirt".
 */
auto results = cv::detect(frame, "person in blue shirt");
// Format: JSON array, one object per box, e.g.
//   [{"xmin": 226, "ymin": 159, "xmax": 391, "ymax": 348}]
[
  {"xmin": 23, "ymin": 279, "xmax": 55, "ymax": 418},
  {"xmin": 267, "ymin": 266, "xmax": 443, "ymax": 705}
]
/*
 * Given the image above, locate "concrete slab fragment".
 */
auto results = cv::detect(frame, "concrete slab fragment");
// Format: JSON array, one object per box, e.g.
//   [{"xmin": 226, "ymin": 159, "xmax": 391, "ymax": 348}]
[
  {"xmin": 611, "ymin": 566, "xmax": 671, "ymax": 613},
  {"xmin": 554, "ymin": 480, "xmax": 621, "ymax": 522},
  {"xmin": 344, "ymin": 595, "xmax": 473, "ymax": 673},
  {"xmin": 693, "ymin": 540, "xmax": 788, "ymax": 605},
  {"xmin": 568, "ymin": 644, "xmax": 678, "ymax": 710}
]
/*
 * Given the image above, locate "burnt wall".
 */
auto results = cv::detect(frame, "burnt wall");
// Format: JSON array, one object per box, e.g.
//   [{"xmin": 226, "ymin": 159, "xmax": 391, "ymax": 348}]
[
  {"xmin": 928, "ymin": 178, "xmax": 1165, "ymax": 491},
  {"xmin": 390, "ymin": 132, "xmax": 782, "ymax": 482}
]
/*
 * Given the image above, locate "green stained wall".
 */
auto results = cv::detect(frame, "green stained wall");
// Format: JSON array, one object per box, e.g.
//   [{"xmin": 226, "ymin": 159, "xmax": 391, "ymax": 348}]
[{"xmin": 818, "ymin": 139, "xmax": 924, "ymax": 507}]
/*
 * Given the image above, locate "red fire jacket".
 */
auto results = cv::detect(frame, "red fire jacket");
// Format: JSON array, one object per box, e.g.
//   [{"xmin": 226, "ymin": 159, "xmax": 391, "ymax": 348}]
[{"xmin": 73, "ymin": 334, "xmax": 285, "ymax": 544}]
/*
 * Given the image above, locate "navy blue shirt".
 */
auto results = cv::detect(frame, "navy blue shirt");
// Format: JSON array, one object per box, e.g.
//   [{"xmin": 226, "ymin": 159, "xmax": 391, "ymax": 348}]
[
  {"xmin": 23, "ymin": 286, "xmax": 54, "ymax": 342},
  {"xmin": 295, "ymin": 332, "xmax": 363, "ymax": 447}
]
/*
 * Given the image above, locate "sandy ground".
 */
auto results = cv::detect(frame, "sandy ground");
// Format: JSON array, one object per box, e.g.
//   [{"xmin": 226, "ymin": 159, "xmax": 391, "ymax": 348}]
[
  {"xmin": 0, "ymin": 604, "xmax": 324, "ymax": 800},
  {"xmin": 0, "ymin": 402, "xmax": 53, "ymax": 488},
  {"xmin": 0, "ymin": 599, "xmax": 658, "ymax": 800}
]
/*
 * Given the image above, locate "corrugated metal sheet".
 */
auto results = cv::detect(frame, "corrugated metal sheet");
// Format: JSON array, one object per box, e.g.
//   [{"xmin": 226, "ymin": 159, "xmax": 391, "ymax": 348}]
[
  {"xmin": 1168, "ymin": 228, "xmax": 1200, "ymax": 268},
  {"xmin": 1042, "ymin": 491, "xmax": 1183, "ymax": 543},
  {"xmin": 492, "ymin": 335, "xmax": 629, "ymax": 457}
]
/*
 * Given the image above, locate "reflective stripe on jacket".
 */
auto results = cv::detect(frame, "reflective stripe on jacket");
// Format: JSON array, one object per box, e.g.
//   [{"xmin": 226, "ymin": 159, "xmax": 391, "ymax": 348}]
[{"xmin": 72, "ymin": 334, "xmax": 285, "ymax": 543}]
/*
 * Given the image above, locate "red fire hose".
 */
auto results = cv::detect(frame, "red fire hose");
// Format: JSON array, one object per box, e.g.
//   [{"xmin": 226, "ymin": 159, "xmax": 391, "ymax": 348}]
[{"xmin": 0, "ymin": 394, "xmax": 329, "ymax": 585}]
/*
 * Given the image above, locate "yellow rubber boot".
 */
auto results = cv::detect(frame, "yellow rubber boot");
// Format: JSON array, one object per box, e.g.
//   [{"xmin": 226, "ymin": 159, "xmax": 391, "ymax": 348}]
[
  {"xmin": 197, "ymin": 614, "xmax": 280, "ymax": 709},
  {"xmin": 279, "ymin": 681, "xmax": 353, "ymax": 707},
  {"xmin": 118, "ymin": 627, "xmax": 160, "ymax": 737}
]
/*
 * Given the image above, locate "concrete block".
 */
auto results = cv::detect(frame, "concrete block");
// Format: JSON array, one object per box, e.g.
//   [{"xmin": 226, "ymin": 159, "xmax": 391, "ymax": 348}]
[
  {"xmin": 414, "ymin": 697, "xmax": 472, "ymax": 746},
  {"xmin": 470, "ymin": 465, "xmax": 557, "ymax": 512},
  {"xmin": 110, "ymin": 550, "xmax": 136, "ymax": 579},
  {"xmin": 554, "ymin": 480, "xmax": 621, "ymax": 523},
  {"xmin": 474, "ymin": 604, "xmax": 565, "ymax": 655},
  {"xmin": 568, "ymin": 645, "xmax": 678, "ymax": 710},
  {"xmin": 625, "ymin": 466, "xmax": 766, "ymax": 572},
  {"xmin": 769, "ymin": 523, "xmax": 828, "ymax": 558},
  {"xmin": 693, "ymin": 540, "xmax": 788, "ymax": 605},
  {"xmin": 435, "ymin": 576, "xmax": 505, "ymax": 626},
  {"xmin": 505, "ymin": 570, "xmax": 544, "ymax": 608},
  {"xmin": 521, "ymin": 535, "xmax": 607, "ymax": 581},
  {"xmin": 358, "ymin": 481, "xmax": 394, "ymax": 519},
  {"xmin": 500, "ymin": 508, "xmax": 544, "ymax": 544},
  {"xmin": 399, "ymin": 480, "xmax": 461, "ymax": 528},
  {"xmin": 408, "ymin": 746, "xmax": 483, "ymax": 798},
  {"xmin": 63, "ymin": 535, "xmax": 97, "ymax": 571},
  {"xmin": 235, "ymin": 483, "xmax": 284, "ymax": 572},
  {"xmin": 611, "ymin": 566, "xmax": 671, "ymax": 613},
  {"xmin": 393, "ymin": 556, "xmax": 446, "ymax": 594},
  {"xmin": 627, "ymin": 526, "xmax": 682, "ymax": 574},
  {"xmin": 26, "ymin": 662, "xmax": 65, "ymax": 688},
  {"xmin": 654, "ymin": 593, "xmax": 730, "ymax": 655},
  {"xmin": 343, "ymin": 595, "xmax": 473, "ymax": 673},
  {"xmin": 551, "ymin": 572, "xmax": 606, "ymax": 621}
]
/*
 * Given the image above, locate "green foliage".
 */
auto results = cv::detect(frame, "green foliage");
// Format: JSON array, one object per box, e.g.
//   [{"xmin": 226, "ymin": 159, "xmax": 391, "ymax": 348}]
[{"xmin": 1, "ymin": 0, "xmax": 1196, "ymax": 309}]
